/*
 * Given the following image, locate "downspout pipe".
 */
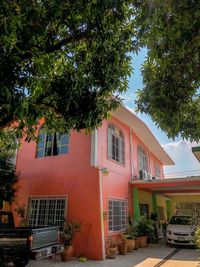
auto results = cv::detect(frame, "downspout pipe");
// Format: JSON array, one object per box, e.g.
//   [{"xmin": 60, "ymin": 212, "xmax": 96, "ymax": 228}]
[{"xmin": 91, "ymin": 130, "xmax": 105, "ymax": 259}]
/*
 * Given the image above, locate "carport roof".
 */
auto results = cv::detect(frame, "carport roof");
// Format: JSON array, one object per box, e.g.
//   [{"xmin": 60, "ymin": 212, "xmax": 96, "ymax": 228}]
[{"xmin": 130, "ymin": 176, "xmax": 200, "ymax": 194}]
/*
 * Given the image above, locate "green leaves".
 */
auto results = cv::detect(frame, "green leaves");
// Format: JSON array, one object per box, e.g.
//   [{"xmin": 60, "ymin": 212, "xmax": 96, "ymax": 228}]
[
  {"xmin": 0, "ymin": 138, "xmax": 18, "ymax": 203},
  {"xmin": 134, "ymin": 0, "xmax": 200, "ymax": 141},
  {"xmin": 0, "ymin": 0, "xmax": 137, "ymax": 140}
]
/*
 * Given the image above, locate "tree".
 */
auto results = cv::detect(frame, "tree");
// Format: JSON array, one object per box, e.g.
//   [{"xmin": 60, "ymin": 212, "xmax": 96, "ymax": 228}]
[
  {"xmin": 134, "ymin": 0, "xmax": 200, "ymax": 141},
  {"xmin": 0, "ymin": 130, "xmax": 18, "ymax": 205},
  {"xmin": 0, "ymin": 0, "xmax": 137, "ymax": 139},
  {"xmin": 0, "ymin": 150, "xmax": 18, "ymax": 205}
]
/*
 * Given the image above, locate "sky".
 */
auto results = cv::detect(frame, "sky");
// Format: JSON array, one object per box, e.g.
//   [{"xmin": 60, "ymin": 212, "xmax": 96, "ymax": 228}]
[{"xmin": 123, "ymin": 48, "xmax": 200, "ymax": 178}]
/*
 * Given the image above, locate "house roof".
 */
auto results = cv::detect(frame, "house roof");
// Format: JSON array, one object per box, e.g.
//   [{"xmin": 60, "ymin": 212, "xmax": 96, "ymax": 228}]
[
  {"xmin": 112, "ymin": 106, "xmax": 174, "ymax": 166},
  {"xmin": 192, "ymin": 146, "xmax": 200, "ymax": 162},
  {"xmin": 129, "ymin": 176, "xmax": 200, "ymax": 194}
]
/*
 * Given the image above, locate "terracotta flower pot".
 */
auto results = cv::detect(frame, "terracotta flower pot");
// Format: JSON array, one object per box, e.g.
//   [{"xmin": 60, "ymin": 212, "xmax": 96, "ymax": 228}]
[
  {"xmin": 107, "ymin": 247, "xmax": 117, "ymax": 259},
  {"xmin": 134, "ymin": 238, "xmax": 140, "ymax": 250},
  {"xmin": 125, "ymin": 239, "xmax": 135, "ymax": 252},
  {"xmin": 138, "ymin": 236, "xmax": 148, "ymax": 248},
  {"xmin": 118, "ymin": 243, "xmax": 128, "ymax": 255},
  {"xmin": 61, "ymin": 245, "xmax": 74, "ymax": 261}
]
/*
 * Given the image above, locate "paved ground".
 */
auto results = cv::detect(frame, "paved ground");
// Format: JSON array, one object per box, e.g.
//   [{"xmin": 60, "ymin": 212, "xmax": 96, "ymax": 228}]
[{"xmin": 25, "ymin": 245, "xmax": 200, "ymax": 267}]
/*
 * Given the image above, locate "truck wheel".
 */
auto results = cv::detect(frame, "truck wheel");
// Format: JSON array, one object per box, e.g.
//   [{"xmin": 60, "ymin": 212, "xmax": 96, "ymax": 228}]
[
  {"xmin": 13, "ymin": 260, "xmax": 29, "ymax": 267},
  {"xmin": 0, "ymin": 260, "xmax": 6, "ymax": 267}
]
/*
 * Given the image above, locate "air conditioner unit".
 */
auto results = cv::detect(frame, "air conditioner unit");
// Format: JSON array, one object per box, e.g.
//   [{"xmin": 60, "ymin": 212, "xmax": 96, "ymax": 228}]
[
  {"xmin": 139, "ymin": 170, "xmax": 148, "ymax": 180},
  {"xmin": 147, "ymin": 173, "xmax": 152, "ymax": 180}
]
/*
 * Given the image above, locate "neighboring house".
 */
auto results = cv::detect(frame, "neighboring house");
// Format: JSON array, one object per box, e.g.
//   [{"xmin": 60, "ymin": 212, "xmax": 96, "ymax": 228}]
[{"xmin": 13, "ymin": 105, "xmax": 174, "ymax": 260}]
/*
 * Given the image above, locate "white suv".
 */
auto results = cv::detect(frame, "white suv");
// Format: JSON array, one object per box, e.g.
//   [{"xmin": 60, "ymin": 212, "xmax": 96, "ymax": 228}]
[{"xmin": 166, "ymin": 215, "xmax": 195, "ymax": 246}]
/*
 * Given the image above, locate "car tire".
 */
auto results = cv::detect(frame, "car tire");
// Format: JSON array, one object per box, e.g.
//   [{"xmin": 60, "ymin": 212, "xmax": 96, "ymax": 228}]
[{"xmin": 166, "ymin": 241, "xmax": 172, "ymax": 247}]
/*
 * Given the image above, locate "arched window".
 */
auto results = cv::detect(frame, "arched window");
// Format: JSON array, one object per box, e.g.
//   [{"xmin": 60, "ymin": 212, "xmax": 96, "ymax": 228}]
[
  {"xmin": 108, "ymin": 124, "xmax": 125, "ymax": 164},
  {"xmin": 138, "ymin": 146, "xmax": 148, "ymax": 172},
  {"xmin": 36, "ymin": 128, "xmax": 69, "ymax": 158}
]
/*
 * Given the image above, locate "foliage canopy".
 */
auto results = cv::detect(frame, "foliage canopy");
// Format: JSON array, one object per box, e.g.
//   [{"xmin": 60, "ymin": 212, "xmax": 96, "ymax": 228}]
[
  {"xmin": 0, "ymin": 0, "xmax": 136, "ymax": 138},
  {"xmin": 1, "ymin": 1, "xmax": 200, "ymax": 142},
  {"xmin": 0, "ymin": 152, "xmax": 18, "ymax": 204},
  {"xmin": 134, "ymin": 0, "xmax": 200, "ymax": 141}
]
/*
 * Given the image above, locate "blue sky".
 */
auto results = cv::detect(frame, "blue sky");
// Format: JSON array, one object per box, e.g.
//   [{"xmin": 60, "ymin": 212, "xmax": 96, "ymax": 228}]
[{"xmin": 123, "ymin": 49, "xmax": 200, "ymax": 178}]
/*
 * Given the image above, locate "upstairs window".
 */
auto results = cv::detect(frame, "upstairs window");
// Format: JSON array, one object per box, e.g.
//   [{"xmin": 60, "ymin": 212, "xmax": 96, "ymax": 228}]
[
  {"xmin": 36, "ymin": 128, "xmax": 69, "ymax": 158},
  {"xmin": 108, "ymin": 124, "xmax": 125, "ymax": 164},
  {"xmin": 154, "ymin": 162, "xmax": 161, "ymax": 178},
  {"xmin": 138, "ymin": 146, "xmax": 148, "ymax": 172}
]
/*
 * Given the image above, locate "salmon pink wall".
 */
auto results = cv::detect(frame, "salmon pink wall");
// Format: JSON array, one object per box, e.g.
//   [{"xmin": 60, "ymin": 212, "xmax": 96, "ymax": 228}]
[
  {"xmin": 15, "ymin": 114, "xmax": 165, "ymax": 260},
  {"xmin": 129, "ymin": 130, "xmax": 164, "ymax": 179},
  {"xmin": 97, "ymin": 116, "xmax": 165, "ymax": 241},
  {"xmin": 98, "ymin": 118, "xmax": 131, "ymax": 243},
  {"xmin": 15, "ymin": 130, "xmax": 103, "ymax": 259}
]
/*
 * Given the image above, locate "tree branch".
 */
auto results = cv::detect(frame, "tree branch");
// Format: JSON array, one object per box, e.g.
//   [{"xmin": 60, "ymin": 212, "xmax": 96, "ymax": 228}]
[{"xmin": 46, "ymin": 31, "xmax": 94, "ymax": 53}]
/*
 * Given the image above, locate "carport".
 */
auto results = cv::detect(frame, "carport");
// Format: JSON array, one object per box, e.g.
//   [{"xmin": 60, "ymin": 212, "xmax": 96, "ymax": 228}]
[{"xmin": 130, "ymin": 176, "xmax": 200, "ymax": 221}]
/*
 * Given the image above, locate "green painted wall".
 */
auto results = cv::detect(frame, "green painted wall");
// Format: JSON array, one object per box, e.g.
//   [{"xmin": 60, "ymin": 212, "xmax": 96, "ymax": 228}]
[
  {"xmin": 133, "ymin": 188, "xmax": 140, "ymax": 220},
  {"xmin": 152, "ymin": 193, "xmax": 158, "ymax": 215}
]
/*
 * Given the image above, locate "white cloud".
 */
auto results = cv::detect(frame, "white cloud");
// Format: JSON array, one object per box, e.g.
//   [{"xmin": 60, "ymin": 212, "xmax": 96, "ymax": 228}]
[
  {"xmin": 122, "ymin": 91, "xmax": 137, "ymax": 110},
  {"xmin": 163, "ymin": 140, "xmax": 200, "ymax": 178}
]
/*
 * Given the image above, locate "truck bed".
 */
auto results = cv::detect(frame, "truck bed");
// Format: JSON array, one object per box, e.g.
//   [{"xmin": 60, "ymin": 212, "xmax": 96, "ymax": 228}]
[{"xmin": 0, "ymin": 226, "xmax": 59, "ymax": 250}]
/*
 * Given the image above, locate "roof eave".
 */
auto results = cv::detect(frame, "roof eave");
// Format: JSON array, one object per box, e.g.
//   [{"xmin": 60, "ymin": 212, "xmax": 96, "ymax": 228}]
[{"xmin": 112, "ymin": 106, "xmax": 174, "ymax": 166}]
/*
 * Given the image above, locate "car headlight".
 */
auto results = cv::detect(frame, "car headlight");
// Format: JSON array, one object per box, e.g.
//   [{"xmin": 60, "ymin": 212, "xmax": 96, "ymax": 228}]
[
  {"xmin": 167, "ymin": 230, "xmax": 172, "ymax": 235},
  {"xmin": 191, "ymin": 231, "xmax": 195, "ymax": 236}
]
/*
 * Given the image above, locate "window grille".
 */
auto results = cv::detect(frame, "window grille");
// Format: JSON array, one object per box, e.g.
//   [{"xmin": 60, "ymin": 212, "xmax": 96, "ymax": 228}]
[
  {"xmin": 154, "ymin": 162, "xmax": 161, "ymax": 178},
  {"xmin": 36, "ymin": 127, "xmax": 69, "ymax": 158},
  {"xmin": 108, "ymin": 124, "xmax": 125, "ymax": 164},
  {"xmin": 108, "ymin": 199, "xmax": 128, "ymax": 232},
  {"xmin": 27, "ymin": 195, "xmax": 67, "ymax": 230},
  {"xmin": 138, "ymin": 146, "xmax": 148, "ymax": 172}
]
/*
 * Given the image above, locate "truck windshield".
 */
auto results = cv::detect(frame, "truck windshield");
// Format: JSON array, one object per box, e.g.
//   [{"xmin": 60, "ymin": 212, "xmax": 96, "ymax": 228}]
[{"xmin": 169, "ymin": 216, "xmax": 191, "ymax": 225}]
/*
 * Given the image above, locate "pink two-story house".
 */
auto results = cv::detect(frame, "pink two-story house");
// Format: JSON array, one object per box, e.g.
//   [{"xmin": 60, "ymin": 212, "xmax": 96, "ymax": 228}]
[{"xmin": 14, "ymin": 105, "xmax": 174, "ymax": 260}]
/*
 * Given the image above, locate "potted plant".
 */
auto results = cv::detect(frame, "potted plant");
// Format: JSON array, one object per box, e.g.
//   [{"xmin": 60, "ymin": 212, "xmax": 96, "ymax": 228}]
[
  {"xmin": 136, "ymin": 216, "xmax": 153, "ymax": 248},
  {"xmin": 60, "ymin": 220, "xmax": 81, "ymax": 261},
  {"xmin": 123, "ymin": 225, "xmax": 137, "ymax": 252},
  {"xmin": 106, "ymin": 237, "xmax": 117, "ymax": 259},
  {"xmin": 195, "ymin": 226, "xmax": 200, "ymax": 249},
  {"xmin": 118, "ymin": 235, "xmax": 128, "ymax": 255}
]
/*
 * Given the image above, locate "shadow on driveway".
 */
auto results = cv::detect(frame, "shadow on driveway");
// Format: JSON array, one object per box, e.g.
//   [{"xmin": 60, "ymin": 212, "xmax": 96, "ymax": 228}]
[{"xmin": 27, "ymin": 245, "xmax": 200, "ymax": 267}]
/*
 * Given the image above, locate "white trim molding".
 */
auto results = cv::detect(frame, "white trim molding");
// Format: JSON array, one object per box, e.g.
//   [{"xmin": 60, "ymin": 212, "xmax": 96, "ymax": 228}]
[{"xmin": 91, "ymin": 129, "xmax": 98, "ymax": 167}]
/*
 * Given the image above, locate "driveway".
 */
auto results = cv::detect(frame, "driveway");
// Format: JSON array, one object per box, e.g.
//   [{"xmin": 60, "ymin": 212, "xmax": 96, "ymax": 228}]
[{"xmin": 26, "ymin": 245, "xmax": 199, "ymax": 267}]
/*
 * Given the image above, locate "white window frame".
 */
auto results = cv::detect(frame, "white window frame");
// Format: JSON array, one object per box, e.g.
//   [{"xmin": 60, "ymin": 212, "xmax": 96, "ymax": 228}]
[
  {"xmin": 154, "ymin": 162, "xmax": 161, "ymax": 178},
  {"xmin": 36, "ymin": 128, "xmax": 69, "ymax": 158},
  {"xmin": 27, "ymin": 195, "xmax": 67, "ymax": 230},
  {"xmin": 108, "ymin": 124, "xmax": 125, "ymax": 164},
  {"xmin": 138, "ymin": 146, "xmax": 148, "ymax": 172},
  {"xmin": 108, "ymin": 199, "xmax": 128, "ymax": 232}
]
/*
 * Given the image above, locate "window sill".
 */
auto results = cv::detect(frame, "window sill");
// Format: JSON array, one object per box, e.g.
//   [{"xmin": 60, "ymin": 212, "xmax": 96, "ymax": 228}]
[{"xmin": 107, "ymin": 157, "xmax": 125, "ymax": 167}]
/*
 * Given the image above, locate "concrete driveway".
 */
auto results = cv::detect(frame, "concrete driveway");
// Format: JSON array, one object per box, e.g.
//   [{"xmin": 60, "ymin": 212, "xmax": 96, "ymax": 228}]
[{"xmin": 27, "ymin": 245, "xmax": 200, "ymax": 267}]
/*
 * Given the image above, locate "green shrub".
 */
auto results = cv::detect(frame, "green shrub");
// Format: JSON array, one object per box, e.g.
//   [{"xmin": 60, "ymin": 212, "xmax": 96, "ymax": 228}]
[{"xmin": 195, "ymin": 226, "xmax": 200, "ymax": 249}]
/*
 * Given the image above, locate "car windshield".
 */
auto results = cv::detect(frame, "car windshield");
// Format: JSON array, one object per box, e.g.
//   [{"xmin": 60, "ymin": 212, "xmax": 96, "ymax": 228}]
[{"xmin": 169, "ymin": 216, "xmax": 191, "ymax": 225}]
